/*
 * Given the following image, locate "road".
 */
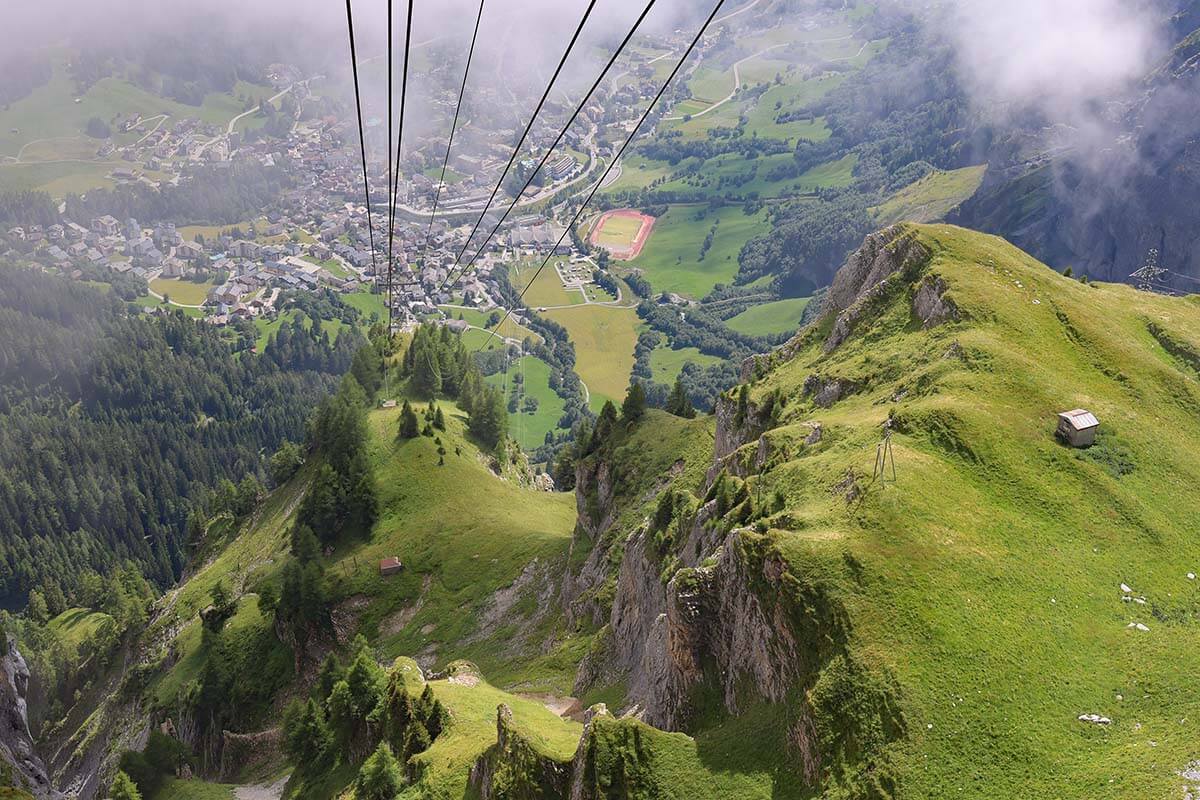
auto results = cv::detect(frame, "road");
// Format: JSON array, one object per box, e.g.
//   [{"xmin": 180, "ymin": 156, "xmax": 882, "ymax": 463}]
[
  {"xmin": 665, "ymin": 42, "xmax": 788, "ymax": 122},
  {"xmin": 663, "ymin": 25, "xmax": 867, "ymax": 122}
]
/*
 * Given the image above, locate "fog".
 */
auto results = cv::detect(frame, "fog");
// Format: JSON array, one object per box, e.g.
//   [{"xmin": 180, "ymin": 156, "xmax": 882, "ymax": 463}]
[{"xmin": 947, "ymin": 0, "xmax": 1161, "ymax": 122}]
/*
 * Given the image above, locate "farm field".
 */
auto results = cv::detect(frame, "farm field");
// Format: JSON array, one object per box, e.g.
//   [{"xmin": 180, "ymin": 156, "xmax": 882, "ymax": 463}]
[
  {"xmin": 484, "ymin": 355, "xmax": 567, "ymax": 451},
  {"xmin": 627, "ymin": 205, "xmax": 768, "ymax": 298},
  {"xmin": 541, "ymin": 304, "xmax": 639, "ymax": 410},
  {"xmin": 724, "ymin": 296, "xmax": 812, "ymax": 337},
  {"xmin": 149, "ymin": 278, "xmax": 214, "ymax": 306},
  {"xmin": 648, "ymin": 345, "xmax": 724, "ymax": 383},
  {"xmin": 0, "ymin": 161, "xmax": 117, "ymax": 196},
  {"xmin": 510, "ymin": 259, "xmax": 582, "ymax": 308}
]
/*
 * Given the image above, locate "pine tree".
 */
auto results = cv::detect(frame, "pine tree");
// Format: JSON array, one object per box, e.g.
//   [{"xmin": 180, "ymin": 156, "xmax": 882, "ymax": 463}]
[
  {"xmin": 357, "ymin": 743, "xmax": 403, "ymax": 800},
  {"xmin": 410, "ymin": 335, "xmax": 442, "ymax": 398},
  {"xmin": 398, "ymin": 400, "xmax": 419, "ymax": 440},
  {"xmin": 666, "ymin": 376, "xmax": 696, "ymax": 419},
  {"xmin": 591, "ymin": 401, "xmax": 618, "ymax": 450},
  {"xmin": 468, "ymin": 385, "xmax": 508, "ymax": 448},
  {"xmin": 282, "ymin": 698, "xmax": 332, "ymax": 771},
  {"xmin": 350, "ymin": 342, "xmax": 383, "ymax": 397},
  {"xmin": 433, "ymin": 405, "xmax": 446, "ymax": 431},
  {"xmin": 622, "ymin": 381, "xmax": 647, "ymax": 424}
]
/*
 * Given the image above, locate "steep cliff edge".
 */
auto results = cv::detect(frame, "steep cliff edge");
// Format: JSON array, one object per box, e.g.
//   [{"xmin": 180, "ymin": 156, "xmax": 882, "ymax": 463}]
[
  {"xmin": 0, "ymin": 640, "xmax": 56, "ymax": 799},
  {"xmin": 564, "ymin": 223, "xmax": 1200, "ymax": 798}
]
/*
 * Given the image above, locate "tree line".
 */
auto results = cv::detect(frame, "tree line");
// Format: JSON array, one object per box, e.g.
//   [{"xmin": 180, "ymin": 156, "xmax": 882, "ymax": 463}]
[{"xmin": 0, "ymin": 263, "xmax": 361, "ymax": 609}]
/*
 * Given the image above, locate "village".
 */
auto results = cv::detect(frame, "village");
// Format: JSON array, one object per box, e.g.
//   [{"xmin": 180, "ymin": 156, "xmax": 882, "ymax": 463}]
[{"xmin": 0, "ymin": 30, "xmax": 685, "ymax": 336}]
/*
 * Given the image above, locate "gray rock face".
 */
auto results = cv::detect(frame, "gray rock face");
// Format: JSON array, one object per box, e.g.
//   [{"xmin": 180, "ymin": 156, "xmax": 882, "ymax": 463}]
[
  {"xmin": 0, "ymin": 638, "xmax": 57, "ymax": 799},
  {"xmin": 912, "ymin": 275, "xmax": 959, "ymax": 328},
  {"xmin": 824, "ymin": 225, "xmax": 932, "ymax": 352}
]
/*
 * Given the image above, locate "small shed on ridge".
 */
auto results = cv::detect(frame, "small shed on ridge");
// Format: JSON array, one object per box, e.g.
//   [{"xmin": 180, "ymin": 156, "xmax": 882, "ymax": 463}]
[{"xmin": 1057, "ymin": 409, "xmax": 1099, "ymax": 448}]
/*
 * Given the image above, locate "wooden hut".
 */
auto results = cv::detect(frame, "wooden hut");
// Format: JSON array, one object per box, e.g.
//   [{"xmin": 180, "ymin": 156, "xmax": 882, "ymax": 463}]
[
  {"xmin": 379, "ymin": 556, "xmax": 403, "ymax": 577},
  {"xmin": 1057, "ymin": 409, "xmax": 1099, "ymax": 448}
]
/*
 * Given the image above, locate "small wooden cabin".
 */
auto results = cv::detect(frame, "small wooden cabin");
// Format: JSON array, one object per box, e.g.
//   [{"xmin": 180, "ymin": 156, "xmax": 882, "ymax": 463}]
[
  {"xmin": 380, "ymin": 556, "xmax": 403, "ymax": 577},
  {"xmin": 1057, "ymin": 409, "xmax": 1099, "ymax": 448}
]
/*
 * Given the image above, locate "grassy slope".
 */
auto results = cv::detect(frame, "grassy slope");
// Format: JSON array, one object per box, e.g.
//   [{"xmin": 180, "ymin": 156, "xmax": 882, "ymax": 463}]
[
  {"xmin": 725, "ymin": 296, "xmax": 812, "ymax": 336},
  {"xmin": 150, "ymin": 278, "xmax": 214, "ymax": 306},
  {"xmin": 48, "ymin": 608, "xmax": 114, "ymax": 652},
  {"xmin": 648, "ymin": 345, "xmax": 724, "ymax": 383},
  {"xmin": 873, "ymin": 165, "xmax": 989, "ymax": 225},
  {"xmin": 326, "ymin": 402, "xmax": 577, "ymax": 680},
  {"xmin": 741, "ymin": 223, "xmax": 1200, "ymax": 798},
  {"xmin": 154, "ymin": 777, "xmax": 236, "ymax": 800}
]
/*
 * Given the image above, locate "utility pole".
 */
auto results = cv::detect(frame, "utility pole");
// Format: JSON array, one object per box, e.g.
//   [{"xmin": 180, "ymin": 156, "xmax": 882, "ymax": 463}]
[
  {"xmin": 1130, "ymin": 247, "xmax": 1168, "ymax": 293},
  {"xmin": 873, "ymin": 420, "xmax": 897, "ymax": 483}
]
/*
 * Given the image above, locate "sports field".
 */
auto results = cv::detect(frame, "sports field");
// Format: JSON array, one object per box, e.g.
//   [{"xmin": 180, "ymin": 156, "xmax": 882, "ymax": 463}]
[{"xmin": 589, "ymin": 209, "xmax": 655, "ymax": 259}]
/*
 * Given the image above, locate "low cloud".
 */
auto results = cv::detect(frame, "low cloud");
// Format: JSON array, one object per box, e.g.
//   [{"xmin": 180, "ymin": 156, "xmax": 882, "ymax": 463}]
[{"xmin": 946, "ymin": 0, "xmax": 1163, "ymax": 123}]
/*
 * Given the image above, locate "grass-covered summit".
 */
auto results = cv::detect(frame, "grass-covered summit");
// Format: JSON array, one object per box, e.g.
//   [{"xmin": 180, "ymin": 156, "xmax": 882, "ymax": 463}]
[{"xmin": 704, "ymin": 223, "xmax": 1200, "ymax": 798}]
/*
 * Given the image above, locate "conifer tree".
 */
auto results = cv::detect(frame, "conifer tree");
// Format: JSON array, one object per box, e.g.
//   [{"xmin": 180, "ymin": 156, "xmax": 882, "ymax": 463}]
[
  {"xmin": 357, "ymin": 743, "xmax": 403, "ymax": 800},
  {"xmin": 622, "ymin": 381, "xmax": 647, "ymax": 424},
  {"xmin": 398, "ymin": 400, "xmax": 419, "ymax": 439},
  {"xmin": 666, "ymin": 376, "xmax": 696, "ymax": 419}
]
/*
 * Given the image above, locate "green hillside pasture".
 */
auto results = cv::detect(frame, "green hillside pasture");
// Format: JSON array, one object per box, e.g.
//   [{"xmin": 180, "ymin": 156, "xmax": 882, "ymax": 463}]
[
  {"xmin": 485, "ymin": 355, "xmax": 567, "ymax": 451},
  {"xmin": 410, "ymin": 672, "xmax": 583, "ymax": 798},
  {"xmin": 628, "ymin": 205, "xmax": 769, "ymax": 298},
  {"xmin": 648, "ymin": 345, "xmax": 724, "ymax": 383},
  {"xmin": 541, "ymin": 305, "xmax": 640, "ymax": 410},
  {"xmin": 740, "ymin": 73, "xmax": 848, "ymax": 140},
  {"xmin": 659, "ymin": 152, "xmax": 857, "ymax": 200},
  {"xmin": 0, "ymin": 161, "xmax": 117, "ymax": 196},
  {"xmin": 286, "ymin": 663, "xmax": 582, "ymax": 800},
  {"xmin": 688, "ymin": 66, "xmax": 735, "ymax": 104},
  {"xmin": 342, "ymin": 291, "xmax": 388, "ymax": 323},
  {"xmin": 602, "ymin": 156, "xmax": 674, "ymax": 193},
  {"xmin": 873, "ymin": 164, "xmax": 989, "ymax": 225},
  {"xmin": 328, "ymin": 403, "xmax": 577, "ymax": 684},
  {"xmin": 744, "ymin": 223, "xmax": 1200, "ymax": 798},
  {"xmin": 150, "ymin": 594, "xmax": 281, "ymax": 710},
  {"xmin": 725, "ymin": 296, "xmax": 812, "ymax": 337},
  {"xmin": 48, "ymin": 608, "xmax": 114, "ymax": 653}
]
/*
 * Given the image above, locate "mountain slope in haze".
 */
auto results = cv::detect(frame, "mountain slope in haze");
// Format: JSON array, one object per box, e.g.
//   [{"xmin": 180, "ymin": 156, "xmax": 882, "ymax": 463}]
[{"xmin": 955, "ymin": 4, "xmax": 1200, "ymax": 285}]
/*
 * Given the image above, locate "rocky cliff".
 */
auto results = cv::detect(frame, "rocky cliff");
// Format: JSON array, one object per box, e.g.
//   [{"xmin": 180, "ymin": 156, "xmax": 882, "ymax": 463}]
[
  {"xmin": 560, "ymin": 230, "xmax": 930, "ymax": 790},
  {"xmin": 0, "ymin": 639, "xmax": 56, "ymax": 799}
]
